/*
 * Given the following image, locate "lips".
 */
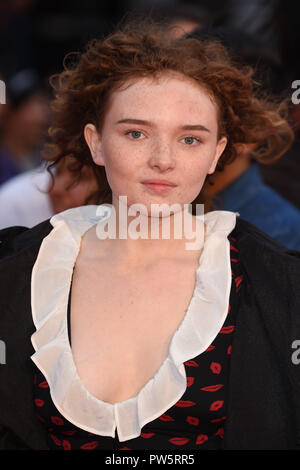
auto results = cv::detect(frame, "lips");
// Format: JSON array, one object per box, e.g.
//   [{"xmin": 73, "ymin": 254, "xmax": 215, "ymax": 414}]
[
  {"xmin": 141, "ymin": 179, "xmax": 177, "ymax": 186},
  {"xmin": 141, "ymin": 179, "xmax": 177, "ymax": 194}
]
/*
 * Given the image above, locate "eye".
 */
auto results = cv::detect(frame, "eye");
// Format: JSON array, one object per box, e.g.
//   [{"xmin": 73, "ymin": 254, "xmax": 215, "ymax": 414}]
[
  {"xmin": 125, "ymin": 130, "xmax": 144, "ymax": 139},
  {"xmin": 181, "ymin": 136, "xmax": 201, "ymax": 145}
]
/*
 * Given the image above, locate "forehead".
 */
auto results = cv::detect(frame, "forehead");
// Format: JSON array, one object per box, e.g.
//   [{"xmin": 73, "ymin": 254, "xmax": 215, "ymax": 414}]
[{"xmin": 104, "ymin": 72, "xmax": 219, "ymax": 129}]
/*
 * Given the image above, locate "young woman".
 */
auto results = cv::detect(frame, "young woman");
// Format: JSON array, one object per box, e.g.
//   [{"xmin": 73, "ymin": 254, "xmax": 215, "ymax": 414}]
[{"xmin": 0, "ymin": 20, "xmax": 300, "ymax": 451}]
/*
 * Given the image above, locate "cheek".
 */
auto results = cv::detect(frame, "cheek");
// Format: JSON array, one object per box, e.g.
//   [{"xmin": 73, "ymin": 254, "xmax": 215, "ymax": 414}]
[
  {"xmin": 183, "ymin": 153, "xmax": 213, "ymax": 182},
  {"xmin": 102, "ymin": 140, "xmax": 142, "ymax": 179},
  {"xmin": 178, "ymin": 155, "xmax": 214, "ymax": 197}
]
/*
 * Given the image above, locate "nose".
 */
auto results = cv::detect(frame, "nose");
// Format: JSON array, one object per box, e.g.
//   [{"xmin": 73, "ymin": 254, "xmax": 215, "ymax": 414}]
[{"xmin": 148, "ymin": 139, "xmax": 176, "ymax": 171}]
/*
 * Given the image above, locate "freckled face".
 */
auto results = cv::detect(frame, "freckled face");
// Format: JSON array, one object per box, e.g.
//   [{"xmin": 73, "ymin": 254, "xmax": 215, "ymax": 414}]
[{"xmin": 84, "ymin": 73, "xmax": 227, "ymax": 213}]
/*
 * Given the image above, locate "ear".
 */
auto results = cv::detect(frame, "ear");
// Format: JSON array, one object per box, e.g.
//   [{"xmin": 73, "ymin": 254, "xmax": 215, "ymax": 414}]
[
  {"xmin": 84, "ymin": 123, "xmax": 105, "ymax": 166},
  {"xmin": 207, "ymin": 136, "xmax": 227, "ymax": 175}
]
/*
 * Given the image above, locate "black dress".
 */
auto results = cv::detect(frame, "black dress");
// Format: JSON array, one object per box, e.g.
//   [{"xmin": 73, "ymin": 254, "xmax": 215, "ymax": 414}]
[
  {"xmin": 1, "ymin": 211, "xmax": 300, "ymax": 450},
  {"xmin": 32, "ymin": 234, "xmax": 243, "ymax": 450}
]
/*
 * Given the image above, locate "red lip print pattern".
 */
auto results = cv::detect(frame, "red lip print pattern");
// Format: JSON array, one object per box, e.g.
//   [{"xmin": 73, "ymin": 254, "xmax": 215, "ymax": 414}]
[
  {"xmin": 169, "ymin": 437, "xmax": 190, "ymax": 446},
  {"xmin": 214, "ymin": 428, "xmax": 224, "ymax": 438},
  {"xmin": 175, "ymin": 400, "xmax": 196, "ymax": 407},
  {"xmin": 234, "ymin": 275, "xmax": 243, "ymax": 290},
  {"xmin": 200, "ymin": 384, "xmax": 223, "ymax": 392},
  {"xmin": 51, "ymin": 416, "xmax": 64, "ymax": 426},
  {"xmin": 209, "ymin": 400, "xmax": 224, "ymax": 411},
  {"xmin": 184, "ymin": 360, "xmax": 199, "ymax": 367},
  {"xmin": 62, "ymin": 440, "xmax": 72, "ymax": 450},
  {"xmin": 80, "ymin": 441, "xmax": 99, "ymax": 450},
  {"xmin": 141, "ymin": 432, "xmax": 155, "ymax": 438},
  {"xmin": 186, "ymin": 416, "xmax": 199, "ymax": 426},
  {"xmin": 61, "ymin": 430, "xmax": 77, "ymax": 436},
  {"xmin": 34, "ymin": 398, "xmax": 44, "ymax": 407},
  {"xmin": 186, "ymin": 376, "xmax": 195, "ymax": 386},
  {"xmin": 210, "ymin": 416, "xmax": 226, "ymax": 423},
  {"xmin": 159, "ymin": 414, "xmax": 175, "ymax": 421},
  {"xmin": 50, "ymin": 434, "xmax": 61, "ymax": 446},
  {"xmin": 210, "ymin": 362, "xmax": 222, "ymax": 374},
  {"xmin": 38, "ymin": 381, "xmax": 49, "ymax": 388},
  {"xmin": 32, "ymin": 232, "xmax": 243, "ymax": 451},
  {"xmin": 220, "ymin": 325, "xmax": 235, "ymax": 334},
  {"xmin": 196, "ymin": 434, "xmax": 208, "ymax": 445}
]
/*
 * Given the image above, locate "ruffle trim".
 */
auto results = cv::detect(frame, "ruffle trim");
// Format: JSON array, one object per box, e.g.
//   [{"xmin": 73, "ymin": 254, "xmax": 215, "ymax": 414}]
[{"xmin": 30, "ymin": 204, "xmax": 238, "ymax": 442}]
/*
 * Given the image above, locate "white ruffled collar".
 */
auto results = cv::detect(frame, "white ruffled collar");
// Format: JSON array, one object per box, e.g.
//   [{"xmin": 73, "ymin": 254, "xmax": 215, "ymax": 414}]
[{"xmin": 30, "ymin": 204, "xmax": 238, "ymax": 442}]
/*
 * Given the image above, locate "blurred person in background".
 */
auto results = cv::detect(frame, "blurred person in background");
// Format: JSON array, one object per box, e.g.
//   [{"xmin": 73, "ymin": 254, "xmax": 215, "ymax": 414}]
[
  {"xmin": 189, "ymin": 26, "xmax": 300, "ymax": 250},
  {"xmin": 258, "ymin": 101, "xmax": 300, "ymax": 210},
  {"xmin": 128, "ymin": 2, "xmax": 212, "ymax": 38},
  {"xmin": 0, "ymin": 0, "xmax": 38, "ymax": 77},
  {"xmin": 203, "ymin": 143, "xmax": 300, "ymax": 251},
  {"xmin": 0, "ymin": 68, "xmax": 50, "ymax": 185},
  {"xmin": 257, "ymin": 0, "xmax": 300, "ymax": 209},
  {"xmin": 212, "ymin": 0, "xmax": 300, "ymax": 209},
  {"xmin": 0, "ymin": 155, "xmax": 99, "ymax": 228}
]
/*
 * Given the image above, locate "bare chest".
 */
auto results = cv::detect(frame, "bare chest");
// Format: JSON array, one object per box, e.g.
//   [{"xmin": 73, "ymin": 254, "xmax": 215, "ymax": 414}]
[{"xmin": 69, "ymin": 252, "xmax": 200, "ymax": 405}]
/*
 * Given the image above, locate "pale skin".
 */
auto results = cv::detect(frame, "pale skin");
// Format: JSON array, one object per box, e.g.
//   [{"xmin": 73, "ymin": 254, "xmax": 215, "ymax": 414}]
[
  {"xmin": 69, "ymin": 72, "xmax": 228, "ymax": 404},
  {"xmin": 83, "ymin": 72, "xmax": 227, "ymax": 263}
]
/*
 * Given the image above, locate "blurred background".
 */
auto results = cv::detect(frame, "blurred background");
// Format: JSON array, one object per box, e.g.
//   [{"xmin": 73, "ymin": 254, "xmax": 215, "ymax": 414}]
[{"xmin": 0, "ymin": 0, "xmax": 300, "ymax": 248}]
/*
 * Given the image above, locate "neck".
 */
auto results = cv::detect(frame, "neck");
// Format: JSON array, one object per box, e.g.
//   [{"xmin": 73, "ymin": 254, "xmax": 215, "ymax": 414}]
[{"xmin": 93, "ymin": 201, "xmax": 205, "ymax": 263}]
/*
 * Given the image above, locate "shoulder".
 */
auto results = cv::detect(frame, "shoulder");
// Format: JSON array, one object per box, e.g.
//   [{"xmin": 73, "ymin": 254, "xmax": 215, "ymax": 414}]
[
  {"xmin": 233, "ymin": 216, "xmax": 300, "ymax": 260},
  {"xmin": 0, "ymin": 219, "xmax": 54, "ymax": 314},
  {"xmin": 0, "ymin": 218, "xmax": 54, "ymax": 265},
  {"xmin": 231, "ymin": 216, "xmax": 300, "ymax": 323},
  {"xmin": 0, "ymin": 219, "xmax": 54, "ymax": 365},
  {"xmin": 230, "ymin": 218, "xmax": 300, "ymax": 394},
  {"xmin": 0, "ymin": 220, "xmax": 51, "ymax": 450},
  {"xmin": 232, "ymin": 217, "xmax": 300, "ymax": 286}
]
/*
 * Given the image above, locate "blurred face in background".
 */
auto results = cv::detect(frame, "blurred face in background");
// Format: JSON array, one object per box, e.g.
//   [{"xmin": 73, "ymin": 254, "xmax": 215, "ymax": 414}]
[
  {"xmin": 3, "ymin": 91, "xmax": 50, "ymax": 151},
  {"xmin": 48, "ymin": 156, "xmax": 99, "ymax": 214},
  {"xmin": 169, "ymin": 19, "xmax": 201, "ymax": 39}
]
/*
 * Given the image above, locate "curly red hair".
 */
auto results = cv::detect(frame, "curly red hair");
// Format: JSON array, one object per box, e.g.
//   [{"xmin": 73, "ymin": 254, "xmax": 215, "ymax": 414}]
[{"xmin": 41, "ymin": 19, "xmax": 294, "ymax": 208}]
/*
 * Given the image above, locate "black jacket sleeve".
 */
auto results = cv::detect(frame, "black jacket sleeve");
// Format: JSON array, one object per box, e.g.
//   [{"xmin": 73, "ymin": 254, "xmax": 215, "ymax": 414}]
[
  {"xmin": 0, "ymin": 220, "xmax": 54, "ymax": 450},
  {"xmin": 224, "ymin": 218, "xmax": 300, "ymax": 449}
]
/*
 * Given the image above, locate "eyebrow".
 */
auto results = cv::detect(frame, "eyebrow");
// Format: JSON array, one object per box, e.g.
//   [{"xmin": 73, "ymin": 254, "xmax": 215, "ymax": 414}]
[{"xmin": 115, "ymin": 119, "xmax": 211, "ymax": 133}]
